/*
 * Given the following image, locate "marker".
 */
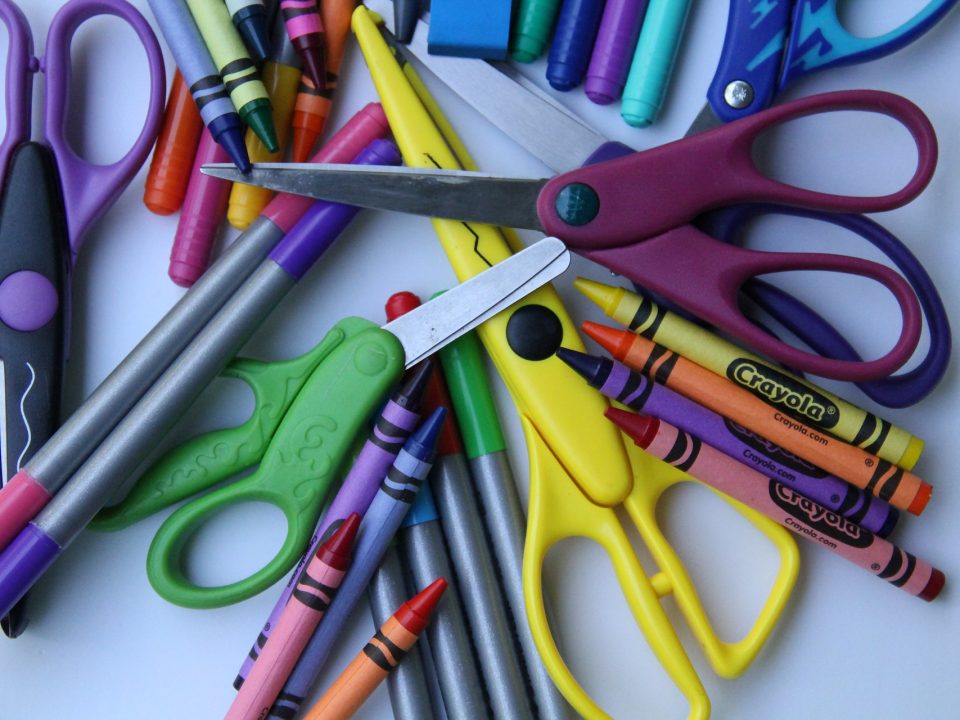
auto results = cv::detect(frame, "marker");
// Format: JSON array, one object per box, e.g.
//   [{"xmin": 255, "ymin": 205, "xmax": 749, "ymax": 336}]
[
  {"xmin": 621, "ymin": 0, "xmax": 693, "ymax": 126},
  {"xmin": 428, "ymin": 0, "xmax": 512, "ymax": 59},
  {"xmin": 226, "ymin": 0, "xmax": 272, "ymax": 63},
  {"xmin": 575, "ymin": 277, "xmax": 924, "ymax": 469},
  {"xmin": 290, "ymin": 0, "xmax": 354, "ymax": 162},
  {"xmin": 224, "ymin": 513, "xmax": 361, "ymax": 720},
  {"xmin": 143, "ymin": 70, "xmax": 204, "ymax": 214},
  {"xmin": 303, "ymin": 578, "xmax": 448, "ymax": 720},
  {"xmin": 367, "ymin": 544, "xmax": 439, "ymax": 720},
  {"xmin": 169, "ymin": 129, "xmax": 232, "ymax": 286},
  {"xmin": 510, "ymin": 0, "xmax": 562, "ymax": 62},
  {"xmin": 145, "ymin": 0, "xmax": 251, "ymax": 172},
  {"xmin": 388, "ymin": 291, "xmax": 533, "ymax": 720},
  {"xmin": 612, "ymin": 410, "xmax": 945, "ymax": 601},
  {"xmin": 546, "ymin": 0, "xmax": 605, "ymax": 91},
  {"xmin": 185, "ymin": 0, "xmax": 279, "ymax": 152},
  {"xmin": 585, "ymin": 0, "xmax": 649, "ymax": 104},
  {"xmin": 268, "ymin": 408, "xmax": 446, "ymax": 719},
  {"xmin": 437, "ymin": 323, "xmax": 576, "ymax": 720},
  {"xmin": 557, "ymin": 347, "xmax": 898, "ymax": 537},
  {"xmin": 227, "ymin": 10, "xmax": 303, "ymax": 230},
  {"xmin": 235, "ymin": 360, "xmax": 434, "ymax": 687},
  {"xmin": 280, "ymin": 0, "xmax": 327, "ymax": 89},
  {"xmin": 582, "ymin": 322, "xmax": 933, "ymax": 515}
]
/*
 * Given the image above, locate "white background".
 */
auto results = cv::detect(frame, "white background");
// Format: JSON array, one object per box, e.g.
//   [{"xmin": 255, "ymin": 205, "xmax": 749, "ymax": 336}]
[{"xmin": 2, "ymin": 1, "xmax": 959, "ymax": 718}]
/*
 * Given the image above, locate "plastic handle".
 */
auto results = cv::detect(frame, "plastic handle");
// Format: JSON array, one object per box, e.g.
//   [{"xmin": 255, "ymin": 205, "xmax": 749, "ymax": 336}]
[
  {"xmin": 42, "ymin": 0, "xmax": 166, "ymax": 256},
  {"xmin": 145, "ymin": 322, "xmax": 404, "ymax": 608},
  {"xmin": 540, "ymin": 90, "xmax": 938, "ymax": 251},
  {"xmin": 90, "ymin": 324, "xmax": 360, "ymax": 532},
  {"xmin": 0, "ymin": 0, "xmax": 33, "ymax": 183}
]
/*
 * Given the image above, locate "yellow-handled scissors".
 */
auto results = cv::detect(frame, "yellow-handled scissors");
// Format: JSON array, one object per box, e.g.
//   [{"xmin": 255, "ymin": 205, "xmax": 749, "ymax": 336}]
[{"xmin": 345, "ymin": 9, "xmax": 800, "ymax": 719}]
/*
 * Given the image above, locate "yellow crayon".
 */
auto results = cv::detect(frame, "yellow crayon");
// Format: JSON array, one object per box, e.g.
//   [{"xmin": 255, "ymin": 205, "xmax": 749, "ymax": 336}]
[{"xmin": 576, "ymin": 278, "xmax": 924, "ymax": 469}]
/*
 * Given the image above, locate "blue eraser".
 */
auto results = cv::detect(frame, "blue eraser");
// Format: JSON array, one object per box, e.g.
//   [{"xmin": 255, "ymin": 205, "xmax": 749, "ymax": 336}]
[{"xmin": 427, "ymin": 0, "xmax": 512, "ymax": 59}]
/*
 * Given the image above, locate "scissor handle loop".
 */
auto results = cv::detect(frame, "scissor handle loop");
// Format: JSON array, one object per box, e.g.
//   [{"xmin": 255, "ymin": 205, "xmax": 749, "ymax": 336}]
[
  {"xmin": 780, "ymin": 0, "xmax": 959, "ymax": 89},
  {"xmin": 521, "ymin": 419, "xmax": 711, "ymax": 720},
  {"xmin": 703, "ymin": 204, "xmax": 952, "ymax": 405},
  {"xmin": 620, "ymin": 442, "xmax": 800, "ymax": 679},
  {"xmin": 0, "ymin": 0, "xmax": 33, "ymax": 182},
  {"xmin": 43, "ymin": 0, "xmax": 165, "ymax": 256},
  {"xmin": 541, "ymin": 90, "xmax": 937, "ymax": 252}
]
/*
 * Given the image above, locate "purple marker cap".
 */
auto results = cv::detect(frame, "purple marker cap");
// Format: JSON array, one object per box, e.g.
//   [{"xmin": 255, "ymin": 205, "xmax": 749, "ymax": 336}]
[{"xmin": 0, "ymin": 524, "xmax": 62, "ymax": 619}]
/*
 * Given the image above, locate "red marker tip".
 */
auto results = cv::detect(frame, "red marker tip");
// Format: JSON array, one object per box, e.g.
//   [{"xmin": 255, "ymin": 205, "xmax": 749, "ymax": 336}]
[
  {"xmin": 605, "ymin": 407, "xmax": 660, "ymax": 449},
  {"xmin": 580, "ymin": 321, "xmax": 633, "ymax": 358},
  {"xmin": 396, "ymin": 578, "xmax": 448, "ymax": 634},
  {"xmin": 385, "ymin": 291, "xmax": 422, "ymax": 321}
]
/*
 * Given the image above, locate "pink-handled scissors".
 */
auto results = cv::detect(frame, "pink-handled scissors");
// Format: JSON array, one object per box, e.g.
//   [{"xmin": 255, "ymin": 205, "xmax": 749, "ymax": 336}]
[
  {"xmin": 0, "ymin": 0, "xmax": 164, "ymax": 636},
  {"xmin": 207, "ymin": 89, "xmax": 934, "ymax": 382}
]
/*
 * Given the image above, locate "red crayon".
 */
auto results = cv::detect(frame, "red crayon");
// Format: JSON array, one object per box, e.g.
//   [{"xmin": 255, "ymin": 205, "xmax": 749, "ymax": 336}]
[
  {"xmin": 302, "ymin": 578, "xmax": 448, "ymax": 720},
  {"xmin": 610, "ymin": 409, "xmax": 945, "ymax": 602}
]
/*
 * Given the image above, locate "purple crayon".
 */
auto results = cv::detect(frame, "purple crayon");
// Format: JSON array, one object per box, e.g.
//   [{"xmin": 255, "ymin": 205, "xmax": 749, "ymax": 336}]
[
  {"xmin": 234, "ymin": 360, "xmax": 434, "ymax": 688},
  {"xmin": 585, "ymin": 0, "xmax": 649, "ymax": 105},
  {"xmin": 557, "ymin": 348, "xmax": 899, "ymax": 537}
]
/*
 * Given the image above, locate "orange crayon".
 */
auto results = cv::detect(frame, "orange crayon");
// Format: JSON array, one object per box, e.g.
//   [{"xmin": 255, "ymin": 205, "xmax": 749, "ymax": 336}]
[
  {"xmin": 301, "ymin": 578, "xmax": 447, "ymax": 720},
  {"xmin": 583, "ymin": 322, "xmax": 932, "ymax": 515},
  {"xmin": 143, "ymin": 70, "xmax": 204, "ymax": 215},
  {"xmin": 290, "ymin": 0, "xmax": 353, "ymax": 162}
]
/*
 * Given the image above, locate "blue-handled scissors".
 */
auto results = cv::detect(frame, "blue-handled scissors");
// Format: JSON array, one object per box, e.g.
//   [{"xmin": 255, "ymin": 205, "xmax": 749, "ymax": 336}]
[
  {"xmin": 0, "ymin": 0, "xmax": 165, "ymax": 636},
  {"xmin": 350, "ymin": 0, "xmax": 951, "ymax": 406},
  {"xmin": 688, "ymin": 0, "xmax": 959, "ymax": 133}
]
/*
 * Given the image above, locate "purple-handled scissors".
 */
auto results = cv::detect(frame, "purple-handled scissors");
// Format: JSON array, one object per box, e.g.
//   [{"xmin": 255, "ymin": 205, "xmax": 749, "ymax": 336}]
[
  {"xmin": 0, "ymin": 0, "xmax": 164, "ymax": 636},
  {"xmin": 206, "ymin": 89, "xmax": 934, "ymax": 382}
]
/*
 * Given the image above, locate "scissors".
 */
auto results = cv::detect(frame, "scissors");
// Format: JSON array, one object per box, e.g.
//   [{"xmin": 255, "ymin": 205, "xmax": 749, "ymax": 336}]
[
  {"xmin": 213, "ymin": 9, "xmax": 801, "ymax": 718},
  {"xmin": 688, "ymin": 0, "xmax": 959, "ymax": 133},
  {"xmin": 0, "ymin": 0, "xmax": 164, "ymax": 635},
  {"xmin": 328, "ymin": 1, "xmax": 951, "ymax": 408},
  {"xmin": 86, "ymin": 237, "xmax": 571, "ymax": 609}
]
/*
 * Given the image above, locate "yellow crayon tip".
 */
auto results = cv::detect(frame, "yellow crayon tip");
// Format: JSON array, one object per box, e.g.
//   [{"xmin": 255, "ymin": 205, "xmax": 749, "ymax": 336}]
[
  {"xmin": 574, "ymin": 277, "xmax": 623, "ymax": 316},
  {"xmin": 899, "ymin": 436, "xmax": 925, "ymax": 471}
]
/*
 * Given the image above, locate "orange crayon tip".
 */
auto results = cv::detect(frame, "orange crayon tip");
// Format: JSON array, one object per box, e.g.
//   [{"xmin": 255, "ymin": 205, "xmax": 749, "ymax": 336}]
[
  {"xmin": 581, "ymin": 321, "xmax": 634, "ymax": 358},
  {"xmin": 908, "ymin": 482, "xmax": 933, "ymax": 516},
  {"xmin": 604, "ymin": 408, "xmax": 659, "ymax": 449},
  {"xmin": 396, "ymin": 578, "xmax": 447, "ymax": 635}
]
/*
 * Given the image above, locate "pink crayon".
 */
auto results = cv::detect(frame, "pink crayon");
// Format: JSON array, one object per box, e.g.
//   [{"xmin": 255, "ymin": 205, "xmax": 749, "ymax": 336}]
[
  {"xmin": 280, "ymin": 0, "xmax": 326, "ymax": 89},
  {"xmin": 224, "ymin": 513, "xmax": 361, "ymax": 720},
  {"xmin": 169, "ymin": 129, "xmax": 232, "ymax": 286},
  {"xmin": 610, "ymin": 409, "xmax": 945, "ymax": 602}
]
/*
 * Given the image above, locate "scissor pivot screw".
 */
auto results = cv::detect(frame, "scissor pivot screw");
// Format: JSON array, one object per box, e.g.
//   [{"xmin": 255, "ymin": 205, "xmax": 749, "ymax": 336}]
[
  {"xmin": 724, "ymin": 80, "xmax": 755, "ymax": 110},
  {"xmin": 555, "ymin": 183, "xmax": 599, "ymax": 226}
]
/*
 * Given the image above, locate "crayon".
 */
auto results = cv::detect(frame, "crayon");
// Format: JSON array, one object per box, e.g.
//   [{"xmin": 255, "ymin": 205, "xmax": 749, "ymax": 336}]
[
  {"xmin": 557, "ymin": 347, "xmax": 899, "ymax": 537},
  {"xmin": 612, "ymin": 410, "xmax": 945, "ymax": 601},
  {"xmin": 143, "ymin": 70, "xmax": 204, "ymax": 214},
  {"xmin": 268, "ymin": 408, "xmax": 446, "ymax": 719},
  {"xmin": 290, "ymin": 0, "xmax": 354, "ymax": 162},
  {"xmin": 583, "ymin": 322, "xmax": 933, "ymax": 515},
  {"xmin": 510, "ymin": 0, "xmax": 562, "ymax": 62},
  {"xmin": 280, "ymin": 0, "xmax": 327, "ymax": 89},
  {"xmin": 185, "ymin": 0, "xmax": 279, "ymax": 152},
  {"xmin": 576, "ymin": 277, "xmax": 924, "ymax": 469},
  {"xmin": 0, "ymin": 103, "xmax": 391, "ymax": 554},
  {"xmin": 585, "ymin": 0, "xmax": 649, "ymax": 105},
  {"xmin": 227, "ymin": 10, "xmax": 303, "ymax": 230},
  {"xmin": 168, "ymin": 129, "xmax": 232, "ymax": 286},
  {"xmin": 367, "ymin": 545, "xmax": 439, "ymax": 720},
  {"xmin": 224, "ymin": 514, "xmax": 361, "ymax": 720},
  {"xmin": 388, "ymin": 291, "xmax": 533, "ymax": 720},
  {"xmin": 145, "ymin": 0, "xmax": 251, "ymax": 172},
  {"xmin": 546, "ymin": 0, "xmax": 605, "ymax": 91},
  {"xmin": 235, "ymin": 361, "xmax": 433, "ymax": 687},
  {"xmin": 621, "ymin": 0, "xmax": 693, "ymax": 126},
  {"xmin": 303, "ymin": 578, "xmax": 448, "ymax": 720},
  {"xmin": 226, "ymin": 0, "xmax": 273, "ymax": 63},
  {"xmin": 437, "ymin": 324, "xmax": 576, "ymax": 720}
]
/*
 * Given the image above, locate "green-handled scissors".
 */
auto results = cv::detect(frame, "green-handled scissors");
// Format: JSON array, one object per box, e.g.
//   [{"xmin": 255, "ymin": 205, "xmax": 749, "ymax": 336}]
[{"xmin": 90, "ymin": 238, "xmax": 571, "ymax": 608}]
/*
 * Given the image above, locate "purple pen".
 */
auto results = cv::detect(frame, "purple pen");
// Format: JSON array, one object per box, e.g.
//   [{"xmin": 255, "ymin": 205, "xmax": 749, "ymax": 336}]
[
  {"xmin": 234, "ymin": 360, "xmax": 434, "ymax": 688},
  {"xmin": 585, "ymin": 0, "xmax": 649, "ymax": 105}
]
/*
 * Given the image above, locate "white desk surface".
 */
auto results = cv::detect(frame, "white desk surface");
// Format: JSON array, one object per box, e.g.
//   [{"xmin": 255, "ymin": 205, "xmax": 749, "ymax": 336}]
[{"xmin": 4, "ymin": 2, "xmax": 960, "ymax": 719}]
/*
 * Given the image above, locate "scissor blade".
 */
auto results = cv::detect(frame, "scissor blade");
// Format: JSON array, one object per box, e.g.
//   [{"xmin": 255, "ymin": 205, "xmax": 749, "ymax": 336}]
[
  {"xmin": 363, "ymin": 0, "xmax": 609, "ymax": 172},
  {"xmin": 685, "ymin": 101, "xmax": 725, "ymax": 137},
  {"xmin": 384, "ymin": 237, "xmax": 570, "ymax": 366},
  {"xmin": 203, "ymin": 163, "xmax": 547, "ymax": 231}
]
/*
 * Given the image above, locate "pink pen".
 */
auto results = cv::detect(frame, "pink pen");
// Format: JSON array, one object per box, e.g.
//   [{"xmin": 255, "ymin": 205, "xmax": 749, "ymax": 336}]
[{"xmin": 169, "ymin": 129, "xmax": 232, "ymax": 287}]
